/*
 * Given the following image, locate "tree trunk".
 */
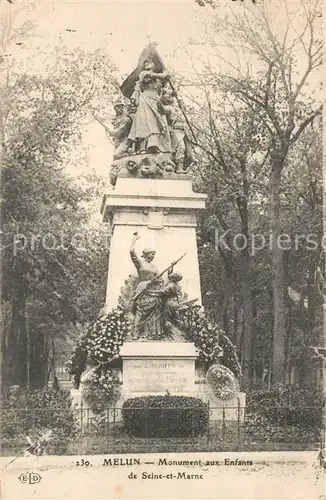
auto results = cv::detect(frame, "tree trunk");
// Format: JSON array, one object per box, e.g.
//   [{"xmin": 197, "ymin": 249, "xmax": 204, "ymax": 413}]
[
  {"xmin": 322, "ymin": 161, "xmax": 326, "ymax": 457},
  {"xmin": 237, "ymin": 192, "xmax": 253, "ymax": 390},
  {"xmin": 29, "ymin": 330, "xmax": 48, "ymax": 388},
  {"xmin": 1, "ymin": 314, "xmax": 7, "ymax": 394},
  {"xmin": 285, "ymin": 291, "xmax": 292, "ymax": 385},
  {"xmin": 307, "ymin": 256, "xmax": 318, "ymax": 340},
  {"xmin": 0, "ymin": 94, "xmax": 6, "ymax": 394},
  {"xmin": 3, "ymin": 255, "xmax": 28, "ymax": 388},
  {"xmin": 251, "ymin": 297, "xmax": 258, "ymax": 388},
  {"xmin": 283, "ymin": 251, "xmax": 292, "ymax": 385},
  {"xmin": 240, "ymin": 251, "xmax": 253, "ymax": 389},
  {"xmin": 218, "ymin": 248, "xmax": 234, "ymax": 336},
  {"xmin": 271, "ymin": 162, "xmax": 286, "ymax": 384}
]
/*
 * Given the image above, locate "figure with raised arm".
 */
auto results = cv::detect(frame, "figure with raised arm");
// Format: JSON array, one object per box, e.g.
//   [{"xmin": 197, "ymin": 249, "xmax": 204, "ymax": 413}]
[{"xmin": 130, "ymin": 232, "xmax": 163, "ymax": 339}]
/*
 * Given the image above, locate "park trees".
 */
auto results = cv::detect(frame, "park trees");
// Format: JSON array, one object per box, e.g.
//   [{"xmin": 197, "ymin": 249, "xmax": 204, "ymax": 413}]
[
  {"xmin": 184, "ymin": 91, "xmax": 270, "ymax": 388},
  {"xmin": 187, "ymin": 0, "xmax": 322, "ymax": 385},
  {"xmin": 0, "ymin": 5, "xmax": 117, "ymax": 389}
]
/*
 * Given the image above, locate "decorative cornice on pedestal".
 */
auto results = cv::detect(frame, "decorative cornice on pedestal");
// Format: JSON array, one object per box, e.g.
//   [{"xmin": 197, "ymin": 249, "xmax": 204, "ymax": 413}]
[
  {"xmin": 102, "ymin": 197, "xmax": 205, "ymax": 222},
  {"xmin": 120, "ymin": 341, "xmax": 199, "ymax": 358},
  {"xmin": 117, "ymin": 172, "xmax": 193, "ymax": 182},
  {"xmin": 112, "ymin": 209, "xmax": 197, "ymax": 228},
  {"xmin": 101, "ymin": 177, "xmax": 207, "ymax": 222}
]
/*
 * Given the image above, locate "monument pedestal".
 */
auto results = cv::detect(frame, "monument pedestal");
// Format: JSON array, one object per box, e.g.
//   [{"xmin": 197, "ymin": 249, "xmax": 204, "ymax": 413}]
[
  {"xmin": 101, "ymin": 176, "xmax": 207, "ymax": 310},
  {"xmin": 102, "ymin": 175, "xmax": 245, "ymax": 423}
]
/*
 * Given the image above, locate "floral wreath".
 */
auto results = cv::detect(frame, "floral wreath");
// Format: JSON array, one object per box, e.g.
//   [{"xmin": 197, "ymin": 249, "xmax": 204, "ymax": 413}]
[{"xmin": 206, "ymin": 364, "xmax": 239, "ymax": 400}]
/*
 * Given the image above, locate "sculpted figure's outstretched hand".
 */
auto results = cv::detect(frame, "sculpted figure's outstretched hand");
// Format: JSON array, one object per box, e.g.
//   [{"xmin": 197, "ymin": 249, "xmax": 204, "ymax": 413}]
[
  {"xmin": 130, "ymin": 232, "xmax": 142, "ymax": 271},
  {"xmin": 131, "ymin": 231, "xmax": 140, "ymax": 244}
]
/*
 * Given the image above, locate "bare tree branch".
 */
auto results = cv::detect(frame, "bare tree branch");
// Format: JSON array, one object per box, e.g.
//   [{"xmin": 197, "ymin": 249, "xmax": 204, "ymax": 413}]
[{"xmin": 290, "ymin": 105, "xmax": 322, "ymax": 144}]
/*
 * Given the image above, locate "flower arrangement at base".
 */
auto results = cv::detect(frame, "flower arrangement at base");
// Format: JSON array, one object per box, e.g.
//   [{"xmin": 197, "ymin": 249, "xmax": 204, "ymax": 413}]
[
  {"xmin": 181, "ymin": 305, "xmax": 241, "ymax": 378},
  {"xmin": 85, "ymin": 305, "xmax": 130, "ymax": 365},
  {"xmin": 66, "ymin": 305, "xmax": 130, "ymax": 391},
  {"xmin": 206, "ymin": 364, "xmax": 240, "ymax": 400},
  {"xmin": 82, "ymin": 369, "xmax": 120, "ymax": 414}
]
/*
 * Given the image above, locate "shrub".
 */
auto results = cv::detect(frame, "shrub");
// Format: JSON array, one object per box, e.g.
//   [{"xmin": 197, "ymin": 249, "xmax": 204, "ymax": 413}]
[
  {"xmin": 246, "ymin": 385, "xmax": 323, "ymax": 428},
  {"xmin": 244, "ymin": 413, "xmax": 321, "ymax": 444},
  {"xmin": 82, "ymin": 369, "xmax": 120, "ymax": 414},
  {"xmin": 245, "ymin": 385, "xmax": 324, "ymax": 444},
  {"xmin": 0, "ymin": 388, "xmax": 80, "ymax": 448},
  {"xmin": 122, "ymin": 395, "xmax": 209, "ymax": 438}
]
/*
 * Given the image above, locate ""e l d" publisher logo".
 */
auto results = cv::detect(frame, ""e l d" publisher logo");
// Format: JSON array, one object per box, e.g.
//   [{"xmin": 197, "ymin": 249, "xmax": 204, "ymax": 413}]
[{"xmin": 18, "ymin": 472, "xmax": 42, "ymax": 485}]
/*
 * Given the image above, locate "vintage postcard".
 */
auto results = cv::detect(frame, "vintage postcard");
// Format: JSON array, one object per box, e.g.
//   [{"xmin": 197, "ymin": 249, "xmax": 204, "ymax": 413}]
[{"xmin": 0, "ymin": 0, "xmax": 325, "ymax": 499}]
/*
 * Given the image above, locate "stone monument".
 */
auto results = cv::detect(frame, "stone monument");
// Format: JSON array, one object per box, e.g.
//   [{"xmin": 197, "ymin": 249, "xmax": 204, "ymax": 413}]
[{"xmin": 101, "ymin": 44, "xmax": 245, "ymax": 420}]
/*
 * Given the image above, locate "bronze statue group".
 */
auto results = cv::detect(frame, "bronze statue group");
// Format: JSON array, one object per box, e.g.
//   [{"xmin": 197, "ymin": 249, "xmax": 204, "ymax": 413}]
[
  {"xmin": 129, "ymin": 232, "xmax": 195, "ymax": 340},
  {"xmin": 109, "ymin": 58, "xmax": 192, "ymax": 178}
]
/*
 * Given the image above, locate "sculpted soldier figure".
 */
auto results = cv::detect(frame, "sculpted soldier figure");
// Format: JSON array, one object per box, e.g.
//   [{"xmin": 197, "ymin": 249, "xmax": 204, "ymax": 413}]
[
  {"xmin": 159, "ymin": 90, "xmax": 187, "ymax": 174},
  {"xmin": 161, "ymin": 267, "xmax": 183, "ymax": 330},
  {"xmin": 110, "ymin": 99, "xmax": 133, "ymax": 160}
]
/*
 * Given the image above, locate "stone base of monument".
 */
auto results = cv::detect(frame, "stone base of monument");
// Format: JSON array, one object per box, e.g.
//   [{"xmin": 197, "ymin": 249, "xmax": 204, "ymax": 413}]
[{"xmin": 111, "ymin": 342, "xmax": 245, "ymax": 423}]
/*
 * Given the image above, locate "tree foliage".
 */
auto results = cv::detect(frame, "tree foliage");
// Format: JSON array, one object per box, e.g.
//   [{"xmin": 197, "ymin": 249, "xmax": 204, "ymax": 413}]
[
  {"xmin": 195, "ymin": 0, "xmax": 259, "ymax": 6},
  {"xmin": 182, "ymin": 0, "xmax": 322, "ymax": 387},
  {"xmin": 0, "ymin": 12, "xmax": 117, "ymax": 389}
]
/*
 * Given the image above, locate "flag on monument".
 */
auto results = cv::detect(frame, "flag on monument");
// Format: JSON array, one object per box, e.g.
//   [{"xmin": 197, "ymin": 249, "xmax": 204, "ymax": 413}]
[{"xmin": 120, "ymin": 42, "xmax": 165, "ymax": 98}]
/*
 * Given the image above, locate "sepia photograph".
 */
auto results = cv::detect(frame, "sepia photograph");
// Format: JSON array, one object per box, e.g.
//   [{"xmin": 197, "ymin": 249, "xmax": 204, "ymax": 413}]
[{"xmin": 0, "ymin": 0, "xmax": 325, "ymax": 498}]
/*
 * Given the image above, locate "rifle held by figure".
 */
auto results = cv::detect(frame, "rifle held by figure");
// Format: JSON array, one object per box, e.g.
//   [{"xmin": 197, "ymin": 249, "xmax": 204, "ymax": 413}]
[{"xmin": 133, "ymin": 252, "xmax": 187, "ymax": 302}]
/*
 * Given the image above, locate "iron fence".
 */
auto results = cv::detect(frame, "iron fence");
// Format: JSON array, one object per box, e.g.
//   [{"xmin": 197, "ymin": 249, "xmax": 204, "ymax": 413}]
[{"xmin": 1, "ymin": 402, "xmax": 323, "ymax": 455}]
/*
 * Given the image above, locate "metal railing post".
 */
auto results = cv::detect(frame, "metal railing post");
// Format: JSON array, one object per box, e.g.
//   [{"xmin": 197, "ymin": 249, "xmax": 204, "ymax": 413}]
[
  {"xmin": 237, "ymin": 397, "xmax": 241, "ymax": 451},
  {"xmin": 207, "ymin": 401, "xmax": 210, "ymax": 446},
  {"xmin": 105, "ymin": 407, "xmax": 109, "ymax": 453},
  {"xmin": 222, "ymin": 406, "xmax": 226, "ymax": 442},
  {"xmin": 80, "ymin": 400, "xmax": 84, "ymax": 434}
]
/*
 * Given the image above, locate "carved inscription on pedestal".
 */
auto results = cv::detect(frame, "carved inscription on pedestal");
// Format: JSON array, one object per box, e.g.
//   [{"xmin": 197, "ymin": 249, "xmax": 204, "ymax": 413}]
[{"xmin": 123, "ymin": 358, "xmax": 194, "ymax": 392}]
